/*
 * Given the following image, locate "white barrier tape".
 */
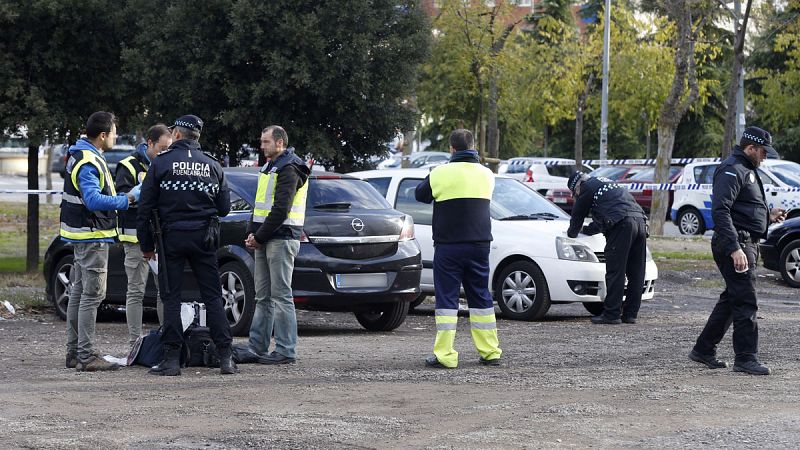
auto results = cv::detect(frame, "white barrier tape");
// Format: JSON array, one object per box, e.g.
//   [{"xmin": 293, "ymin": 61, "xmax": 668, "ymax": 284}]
[
  {"xmin": 525, "ymin": 157, "xmax": 721, "ymax": 166},
  {"xmin": 527, "ymin": 182, "xmax": 800, "ymax": 193},
  {"xmin": 0, "ymin": 189, "xmax": 63, "ymax": 194}
]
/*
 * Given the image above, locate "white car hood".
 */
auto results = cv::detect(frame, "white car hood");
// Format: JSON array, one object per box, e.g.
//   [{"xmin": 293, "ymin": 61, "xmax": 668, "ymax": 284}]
[{"xmin": 492, "ymin": 218, "xmax": 607, "ymax": 252}]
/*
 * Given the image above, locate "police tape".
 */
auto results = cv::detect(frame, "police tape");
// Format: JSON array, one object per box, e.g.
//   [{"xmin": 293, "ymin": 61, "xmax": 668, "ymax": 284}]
[
  {"xmin": 528, "ymin": 181, "xmax": 800, "ymax": 193},
  {"xmin": 526, "ymin": 157, "xmax": 721, "ymax": 166},
  {"xmin": 0, "ymin": 189, "xmax": 63, "ymax": 194}
]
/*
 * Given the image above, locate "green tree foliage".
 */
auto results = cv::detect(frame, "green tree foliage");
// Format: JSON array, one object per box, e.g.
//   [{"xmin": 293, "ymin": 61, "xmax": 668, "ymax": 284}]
[{"xmin": 122, "ymin": 0, "xmax": 429, "ymax": 169}]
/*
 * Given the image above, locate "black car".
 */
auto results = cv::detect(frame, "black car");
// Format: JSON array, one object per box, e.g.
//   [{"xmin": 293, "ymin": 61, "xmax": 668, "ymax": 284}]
[
  {"xmin": 760, "ymin": 217, "xmax": 800, "ymax": 288},
  {"xmin": 43, "ymin": 168, "xmax": 422, "ymax": 335}
]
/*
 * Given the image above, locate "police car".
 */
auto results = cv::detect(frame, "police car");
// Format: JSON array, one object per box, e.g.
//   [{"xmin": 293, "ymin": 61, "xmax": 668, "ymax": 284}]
[
  {"xmin": 349, "ymin": 169, "xmax": 659, "ymax": 320},
  {"xmin": 671, "ymin": 160, "xmax": 800, "ymax": 235}
]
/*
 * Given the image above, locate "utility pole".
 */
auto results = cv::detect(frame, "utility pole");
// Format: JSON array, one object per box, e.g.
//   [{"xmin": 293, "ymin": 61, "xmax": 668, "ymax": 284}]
[
  {"xmin": 600, "ymin": 0, "xmax": 611, "ymax": 162},
  {"xmin": 734, "ymin": 0, "xmax": 745, "ymax": 141}
]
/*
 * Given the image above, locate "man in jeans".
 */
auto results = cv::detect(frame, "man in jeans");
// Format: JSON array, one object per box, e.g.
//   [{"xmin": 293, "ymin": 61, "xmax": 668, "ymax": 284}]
[
  {"xmin": 244, "ymin": 125, "xmax": 309, "ymax": 364},
  {"xmin": 61, "ymin": 111, "xmax": 136, "ymax": 371},
  {"xmin": 115, "ymin": 124, "xmax": 172, "ymax": 347}
]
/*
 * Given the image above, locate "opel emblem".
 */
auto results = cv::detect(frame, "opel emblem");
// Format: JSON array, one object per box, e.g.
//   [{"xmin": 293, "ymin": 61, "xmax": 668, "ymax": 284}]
[{"xmin": 351, "ymin": 218, "xmax": 364, "ymax": 232}]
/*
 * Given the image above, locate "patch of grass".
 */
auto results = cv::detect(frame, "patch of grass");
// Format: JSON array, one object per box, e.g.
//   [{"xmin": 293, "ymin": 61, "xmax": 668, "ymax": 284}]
[
  {"xmin": 694, "ymin": 278, "xmax": 725, "ymax": 289},
  {"xmin": 654, "ymin": 258, "xmax": 716, "ymax": 272},
  {"xmin": 0, "ymin": 271, "xmax": 50, "ymax": 315},
  {"xmin": 653, "ymin": 251, "xmax": 714, "ymax": 260},
  {"xmin": 0, "ymin": 201, "xmax": 60, "ymax": 265}
]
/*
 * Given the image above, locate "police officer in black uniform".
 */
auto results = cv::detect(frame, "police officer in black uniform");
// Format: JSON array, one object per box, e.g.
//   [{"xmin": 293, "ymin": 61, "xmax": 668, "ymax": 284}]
[
  {"xmin": 689, "ymin": 126, "xmax": 786, "ymax": 375},
  {"xmin": 566, "ymin": 172, "xmax": 648, "ymax": 325},
  {"xmin": 136, "ymin": 115, "xmax": 238, "ymax": 376}
]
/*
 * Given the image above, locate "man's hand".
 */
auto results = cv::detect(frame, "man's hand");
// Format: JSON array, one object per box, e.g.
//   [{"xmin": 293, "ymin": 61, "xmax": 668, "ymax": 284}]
[
  {"xmin": 245, "ymin": 233, "xmax": 261, "ymax": 250},
  {"xmin": 126, "ymin": 193, "xmax": 135, "ymax": 205},
  {"xmin": 142, "ymin": 251, "xmax": 155, "ymax": 261},
  {"xmin": 730, "ymin": 248, "xmax": 748, "ymax": 272},
  {"xmin": 770, "ymin": 208, "xmax": 787, "ymax": 223}
]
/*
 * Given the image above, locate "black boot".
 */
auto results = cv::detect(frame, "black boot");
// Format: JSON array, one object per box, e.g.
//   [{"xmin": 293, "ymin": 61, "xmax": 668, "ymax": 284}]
[
  {"xmin": 217, "ymin": 346, "xmax": 239, "ymax": 375},
  {"xmin": 149, "ymin": 344, "xmax": 182, "ymax": 376}
]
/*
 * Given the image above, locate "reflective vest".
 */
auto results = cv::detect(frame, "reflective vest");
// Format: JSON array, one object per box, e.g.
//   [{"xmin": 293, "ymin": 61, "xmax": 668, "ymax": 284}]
[
  {"xmin": 59, "ymin": 150, "xmax": 119, "ymax": 240},
  {"xmin": 252, "ymin": 169, "xmax": 308, "ymax": 228},
  {"xmin": 116, "ymin": 155, "xmax": 147, "ymax": 243},
  {"xmin": 427, "ymin": 161, "xmax": 494, "ymax": 244}
]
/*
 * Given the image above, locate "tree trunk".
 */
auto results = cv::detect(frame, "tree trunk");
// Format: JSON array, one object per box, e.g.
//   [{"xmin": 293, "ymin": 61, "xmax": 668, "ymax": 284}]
[
  {"xmin": 543, "ymin": 124, "xmax": 549, "ymax": 158},
  {"xmin": 720, "ymin": 0, "xmax": 753, "ymax": 158},
  {"xmin": 575, "ymin": 106, "xmax": 584, "ymax": 170},
  {"xmin": 27, "ymin": 144, "xmax": 40, "ymax": 272},
  {"xmin": 486, "ymin": 71, "xmax": 500, "ymax": 172},
  {"xmin": 649, "ymin": 0, "xmax": 701, "ymax": 236},
  {"xmin": 646, "ymin": 129, "xmax": 651, "ymax": 159}
]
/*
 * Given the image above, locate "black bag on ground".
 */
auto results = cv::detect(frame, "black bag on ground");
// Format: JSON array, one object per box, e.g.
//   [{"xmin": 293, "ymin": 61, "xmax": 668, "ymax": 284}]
[
  {"xmin": 128, "ymin": 328, "xmax": 164, "ymax": 367},
  {"xmin": 184, "ymin": 325, "xmax": 219, "ymax": 367}
]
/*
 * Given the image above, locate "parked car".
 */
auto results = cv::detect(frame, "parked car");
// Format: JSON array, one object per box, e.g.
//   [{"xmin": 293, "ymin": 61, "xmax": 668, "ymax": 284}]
[
  {"xmin": 350, "ymin": 168, "xmax": 658, "ymax": 320},
  {"xmin": 671, "ymin": 160, "xmax": 800, "ymax": 235},
  {"xmin": 504, "ymin": 157, "xmax": 593, "ymax": 194},
  {"xmin": 49, "ymin": 144, "xmax": 69, "ymax": 178},
  {"xmin": 104, "ymin": 145, "xmax": 136, "ymax": 175},
  {"xmin": 545, "ymin": 165, "xmax": 644, "ymax": 213},
  {"xmin": 407, "ymin": 151, "xmax": 450, "ymax": 168},
  {"xmin": 621, "ymin": 166, "xmax": 683, "ymax": 216},
  {"xmin": 43, "ymin": 169, "xmax": 422, "ymax": 335},
  {"xmin": 760, "ymin": 217, "xmax": 800, "ymax": 288}
]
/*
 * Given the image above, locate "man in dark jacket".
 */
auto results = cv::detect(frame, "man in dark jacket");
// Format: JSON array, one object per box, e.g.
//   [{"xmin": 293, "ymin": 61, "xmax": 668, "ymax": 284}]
[
  {"xmin": 115, "ymin": 124, "xmax": 171, "ymax": 347},
  {"xmin": 136, "ymin": 114, "xmax": 237, "ymax": 376},
  {"xmin": 690, "ymin": 126, "xmax": 786, "ymax": 375},
  {"xmin": 566, "ymin": 172, "xmax": 648, "ymax": 325},
  {"xmin": 244, "ymin": 125, "xmax": 310, "ymax": 364},
  {"xmin": 414, "ymin": 129, "xmax": 502, "ymax": 369}
]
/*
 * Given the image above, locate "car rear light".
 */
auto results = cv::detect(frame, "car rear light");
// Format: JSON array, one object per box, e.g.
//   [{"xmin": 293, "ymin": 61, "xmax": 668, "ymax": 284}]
[
  {"xmin": 399, "ymin": 215, "xmax": 415, "ymax": 241},
  {"xmin": 643, "ymin": 189, "xmax": 653, "ymax": 195},
  {"xmin": 299, "ymin": 231, "xmax": 309, "ymax": 243},
  {"xmin": 525, "ymin": 168, "xmax": 533, "ymax": 183}
]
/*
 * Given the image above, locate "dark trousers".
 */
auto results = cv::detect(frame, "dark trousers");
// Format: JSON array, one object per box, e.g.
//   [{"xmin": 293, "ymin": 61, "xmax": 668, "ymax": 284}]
[
  {"xmin": 602, "ymin": 216, "xmax": 647, "ymax": 320},
  {"xmin": 433, "ymin": 243, "xmax": 493, "ymax": 310},
  {"xmin": 694, "ymin": 236, "xmax": 759, "ymax": 363},
  {"xmin": 159, "ymin": 229, "xmax": 232, "ymax": 349}
]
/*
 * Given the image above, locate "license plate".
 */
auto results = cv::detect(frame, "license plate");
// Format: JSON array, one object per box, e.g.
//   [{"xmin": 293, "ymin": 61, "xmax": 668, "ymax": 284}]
[
  {"xmin": 553, "ymin": 198, "xmax": 567, "ymax": 204},
  {"xmin": 335, "ymin": 273, "xmax": 388, "ymax": 289}
]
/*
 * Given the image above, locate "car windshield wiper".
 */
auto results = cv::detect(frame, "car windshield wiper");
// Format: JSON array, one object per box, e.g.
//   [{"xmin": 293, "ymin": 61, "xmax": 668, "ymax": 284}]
[
  {"xmin": 313, "ymin": 202, "xmax": 351, "ymax": 209},
  {"xmin": 498, "ymin": 212, "xmax": 560, "ymax": 221}
]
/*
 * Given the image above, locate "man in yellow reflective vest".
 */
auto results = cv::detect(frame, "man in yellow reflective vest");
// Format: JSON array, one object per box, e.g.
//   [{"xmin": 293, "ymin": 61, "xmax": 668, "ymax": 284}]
[
  {"xmin": 61, "ymin": 111, "xmax": 136, "ymax": 371},
  {"xmin": 115, "ymin": 124, "xmax": 171, "ymax": 347},
  {"xmin": 414, "ymin": 129, "xmax": 503, "ymax": 368},
  {"xmin": 244, "ymin": 125, "xmax": 310, "ymax": 364}
]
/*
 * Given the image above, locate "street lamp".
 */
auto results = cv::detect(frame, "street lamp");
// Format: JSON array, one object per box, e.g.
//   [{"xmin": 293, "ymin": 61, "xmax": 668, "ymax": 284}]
[{"xmin": 600, "ymin": 0, "xmax": 611, "ymax": 162}]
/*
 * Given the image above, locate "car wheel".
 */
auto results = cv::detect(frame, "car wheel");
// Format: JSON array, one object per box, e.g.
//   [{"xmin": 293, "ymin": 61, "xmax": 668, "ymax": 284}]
[
  {"xmin": 219, "ymin": 261, "xmax": 255, "ymax": 336},
  {"xmin": 354, "ymin": 301, "xmax": 408, "ymax": 331},
  {"xmin": 409, "ymin": 294, "xmax": 427, "ymax": 311},
  {"xmin": 779, "ymin": 240, "xmax": 800, "ymax": 288},
  {"xmin": 582, "ymin": 302, "xmax": 605, "ymax": 316},
  {"xmin": 494, "ymin": 260, "xmax": 551, "ymax": 320},
  {"xmin": 678, "ymin": 208, "xmax": 705, "ymax": 235},
  {"xmin": 51, "ymin": 254, "xmax": 74, "ymax": 320}
]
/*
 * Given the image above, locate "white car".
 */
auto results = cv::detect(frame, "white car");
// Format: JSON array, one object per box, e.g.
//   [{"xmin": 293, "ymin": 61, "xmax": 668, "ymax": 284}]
[
  {"xmin": 349, "ymin": 169, "xmax": 658, "ymax": 320},
  {"xmin": 506, "ymin": 157, "xmax": 593, "ymax": 195},
  {"xmin": 671, "ymin": 160, "xmax": 800, "ymax": 235}
]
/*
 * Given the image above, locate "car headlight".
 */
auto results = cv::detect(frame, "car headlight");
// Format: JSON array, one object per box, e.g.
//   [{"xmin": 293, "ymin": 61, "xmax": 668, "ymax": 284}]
[
  {"xmin": 556, "ymin": 236, "xmax": 599, "ymax": 262},
  {"xmin": 646, "ymin": 247, "xmax": 653, "ymax": 262}
]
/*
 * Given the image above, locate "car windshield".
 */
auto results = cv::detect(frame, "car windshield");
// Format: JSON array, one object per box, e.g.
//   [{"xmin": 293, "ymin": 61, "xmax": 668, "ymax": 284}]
[
  {"xmin": 491, "ymin": 178, "xmax": 569, "ymax": 220},
  {"xmin": 589, "ymin": 166, "xmax": 628, "ymax": 180},
  {"xmin": 308, "ymin": 178, "xmax": 391, "ymax": 209},
  {"xmin": 767, "ymin": 165, "xmax": 800, "ymax": 187}
]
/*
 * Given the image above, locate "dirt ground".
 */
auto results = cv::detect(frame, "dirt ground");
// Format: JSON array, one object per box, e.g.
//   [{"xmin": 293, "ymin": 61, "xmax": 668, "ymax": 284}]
[{"xmin": 1, "ymin": 237, "xmax": 799, "ymax": 449}]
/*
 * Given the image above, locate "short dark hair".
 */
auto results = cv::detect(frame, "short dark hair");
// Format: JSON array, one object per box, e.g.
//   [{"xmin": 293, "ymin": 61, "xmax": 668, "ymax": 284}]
[
  {"xmin": 86, "ymin": 111, "xmax": 116, "ymax": 138},
  {"xmin": 146, "ymin": 124, "xmax": 171, "ymax": 144},
  {"xmin": 176, "ymin": 126, "xmax": 200, "ymax": 141},
  {"xmin": 449, "ymin": 128, "xmax": 473, "ymax": 151},
  {"xmin": 262, "ymin": 125, "xmax": 288, "ymax": 146}
]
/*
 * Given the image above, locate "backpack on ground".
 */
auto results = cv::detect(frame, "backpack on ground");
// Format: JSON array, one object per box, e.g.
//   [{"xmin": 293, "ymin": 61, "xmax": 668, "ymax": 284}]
[{"xmin": 184, "ymin": 325, "xmax": 219, "ymax": 367}]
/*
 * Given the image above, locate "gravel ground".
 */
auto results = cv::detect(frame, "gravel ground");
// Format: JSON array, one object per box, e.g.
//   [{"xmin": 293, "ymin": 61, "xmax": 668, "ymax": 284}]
[{"xmin": 1, "ymin": 238, "xmax": 799, "ymax": 449}]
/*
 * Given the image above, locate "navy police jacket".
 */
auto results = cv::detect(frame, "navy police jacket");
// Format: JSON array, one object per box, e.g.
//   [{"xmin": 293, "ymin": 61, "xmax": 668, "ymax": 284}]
[
  {"xmin": 712, "ymin": 146, "xmax": 769, "ymax": 256},
  {"xmin": 136, "ymin": 138, "xmax": 230, "ymax": 252},
  {"xmin": 567, "ymin": 176, "xmax": 646, "ymax": 238}
]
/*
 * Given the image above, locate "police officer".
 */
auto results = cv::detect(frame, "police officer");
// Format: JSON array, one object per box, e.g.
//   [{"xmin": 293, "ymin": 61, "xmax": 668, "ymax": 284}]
[
  {"xmin": 566, "ymin": 171, "xmax": 648, "ymax": 324},
  {"xmin": 689, "ymin": 126, "xmax": 786, "ymax": 375},
  {"xmin": 414, "ymin": 128, "xmax": 502, "ymax": 369},
  {"xmin": 136, "ymin": 115, "xmax": 237, "ymax": 376},
  {"xmin": 116, "ymin": 124, "xmax": 171, "ymax": 347}
]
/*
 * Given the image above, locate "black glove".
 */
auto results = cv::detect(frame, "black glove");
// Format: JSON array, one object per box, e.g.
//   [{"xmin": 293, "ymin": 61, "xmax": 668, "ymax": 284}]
[
  {"xmin": 581, "ymin": 224, "xmax": 600, "ymax": 236},
  {"xmin": 203, "ymin": 217, "xmax": 220, "ymax": 250}
]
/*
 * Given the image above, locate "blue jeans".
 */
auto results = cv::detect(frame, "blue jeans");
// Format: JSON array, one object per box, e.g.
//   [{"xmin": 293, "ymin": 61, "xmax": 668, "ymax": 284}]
[{"xmin": 248, "ymin": 239, "xmax": 300, "ymax": 358}]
